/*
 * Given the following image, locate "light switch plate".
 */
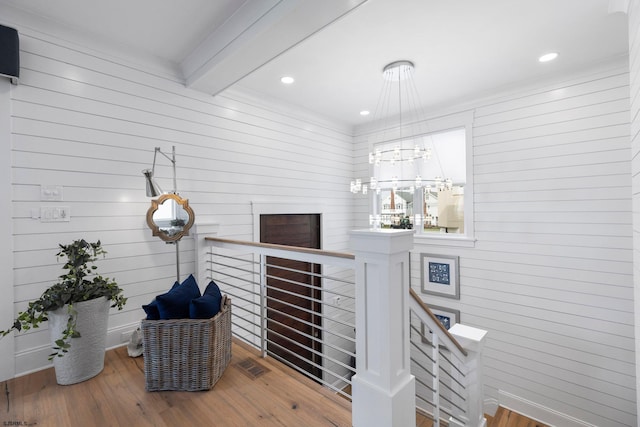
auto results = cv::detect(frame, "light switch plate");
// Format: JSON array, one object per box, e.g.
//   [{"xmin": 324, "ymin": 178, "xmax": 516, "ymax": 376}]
[
  {"xmin": 40, "ymin": 206, "xmax": 70, "ymax": 222},
  {"xmin": 41, "ymin": 185, "xmax": 63, "ymax": 201}
]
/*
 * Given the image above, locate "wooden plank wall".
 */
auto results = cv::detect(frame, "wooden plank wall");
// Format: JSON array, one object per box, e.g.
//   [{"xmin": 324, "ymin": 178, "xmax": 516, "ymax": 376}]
[
  {"xmin": 629, "ymin": 0, "xmax": 640, "ymax": 423},
  {"xmin": 355, "ymin": 62, "xmax": 634, "ymax": 426},
  {"xmin": 4, "ymin": 19, "xmax": 354, "ymax": 376},
  {"xmin": 467, "ymin": 64, "xmax": 634, "ymax": 427}
]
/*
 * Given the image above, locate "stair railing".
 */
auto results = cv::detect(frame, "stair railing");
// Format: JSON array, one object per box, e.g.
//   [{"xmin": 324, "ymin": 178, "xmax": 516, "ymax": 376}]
[{"xmin": 198, "ymin": 228, "xmax": 487, "ymax": 427}]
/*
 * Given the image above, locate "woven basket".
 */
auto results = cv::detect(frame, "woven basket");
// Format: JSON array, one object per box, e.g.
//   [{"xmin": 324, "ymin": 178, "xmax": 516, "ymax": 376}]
[{"xmin": 141, "ymin": 297, "xmax": 231, "ymax": 391}]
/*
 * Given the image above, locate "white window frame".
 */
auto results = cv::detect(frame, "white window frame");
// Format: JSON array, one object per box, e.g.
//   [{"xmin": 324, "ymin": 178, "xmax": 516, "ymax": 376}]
[{"xmin": 368, "ymin": 110, "xmax": 476, "ymax": 248}]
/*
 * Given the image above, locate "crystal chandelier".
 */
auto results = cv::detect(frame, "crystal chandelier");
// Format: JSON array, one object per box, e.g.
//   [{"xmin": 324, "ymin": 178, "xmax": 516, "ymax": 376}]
[{"xmin": 350, "ymin": 60, "xmax": 452, "ymax": 203}]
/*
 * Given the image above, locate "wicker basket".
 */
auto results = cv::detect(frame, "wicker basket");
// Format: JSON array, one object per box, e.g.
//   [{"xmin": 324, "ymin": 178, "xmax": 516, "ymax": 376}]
[{"xmin": 141, "ymin": 297, "xmax": 231, "ymax": 391}]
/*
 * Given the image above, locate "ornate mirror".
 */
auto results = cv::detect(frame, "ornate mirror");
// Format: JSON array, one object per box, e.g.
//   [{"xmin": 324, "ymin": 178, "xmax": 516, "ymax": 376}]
[{"xmin": 146, "ymin": 193, "xmax": 195, "ymax": 242}]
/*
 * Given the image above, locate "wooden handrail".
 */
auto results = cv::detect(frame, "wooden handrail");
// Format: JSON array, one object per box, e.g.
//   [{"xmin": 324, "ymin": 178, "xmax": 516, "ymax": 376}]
[
  {"xmin": 205, "ymin": 237, "xmax": 464, "ymax": 354},
  {"xmin": 409, "ymin": 288, "xmax": 467, "ymax": 357},
  {"xmin": 204, "ymin": 236, "xmax": 355, "ymax": 260}
]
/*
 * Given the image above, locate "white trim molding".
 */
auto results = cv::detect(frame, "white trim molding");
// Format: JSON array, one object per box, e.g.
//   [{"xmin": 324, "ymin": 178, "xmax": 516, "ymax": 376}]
[{"xmin": 499, "ymin": 390, "xmax": 599, "ymax": 427}]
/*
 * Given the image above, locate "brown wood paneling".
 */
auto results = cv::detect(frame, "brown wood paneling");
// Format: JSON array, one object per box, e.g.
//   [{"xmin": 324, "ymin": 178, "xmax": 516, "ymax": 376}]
[{"xmin": 260, "ymin": 214, "xmax": 322, "ymax": 378}]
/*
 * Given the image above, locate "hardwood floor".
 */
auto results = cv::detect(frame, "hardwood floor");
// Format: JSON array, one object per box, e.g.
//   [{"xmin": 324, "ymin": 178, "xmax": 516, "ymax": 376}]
[
  {"xmin": 3, "ymin": 339, "xmax": 351, "ymax": 427},
  {"xmin": 487, "ymin": 407, "xmax": 550, "ymax": 427},
  {"xmin": 2, "ymin": 338, "xmax": 547, "ymax": 427}
]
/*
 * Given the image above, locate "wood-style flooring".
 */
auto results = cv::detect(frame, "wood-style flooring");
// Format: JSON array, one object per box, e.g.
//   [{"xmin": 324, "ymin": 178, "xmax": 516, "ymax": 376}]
[
  {"xmin": 2, "ymin": 338, "xmax": 548, "ymax": 427},
  {"xmin": 3, "ymin": 339, "xmax": 351, "ymax": 426}
]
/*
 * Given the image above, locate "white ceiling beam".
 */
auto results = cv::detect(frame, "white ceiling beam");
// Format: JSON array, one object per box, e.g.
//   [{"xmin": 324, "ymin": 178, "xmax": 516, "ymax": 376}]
[{"xmin": 181, "ymin": 0, "xmax": 369, "ymax": 95}]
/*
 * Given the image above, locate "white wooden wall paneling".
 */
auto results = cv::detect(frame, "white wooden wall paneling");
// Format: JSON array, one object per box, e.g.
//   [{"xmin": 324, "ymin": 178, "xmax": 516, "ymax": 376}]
[
  {"xmin": 475, "ymin": 99, "xmax": 629, "ymax": 138},
  {"xmin": 629, "ymin": 2, "xmax": 640, "ymax": 424},
  {"xmin": 0, "ymin": 77, "xmax": 15, "ymax": 381},
  {"xmin": 476, "ymin": 137, "xmax": 629, "ymax": 165},
  {"xmin": 461, "ymin": 256, "xmax": 629, "ymax": 290},
  {"xmin": 463, "ymin": 274, "xmax": 633, "ymax": 312},
  {"xmin": 475, "ymin": 112, "xmax": 629, "ymax": 146},
  {"xmin": 474, "ymin": 233, "xmax": 631, "ymax": 254},
  {"xmin": 466, "ymin": 315, "xmax": 635, "ymax": 376},
  {"xmin": 475, "ymin": 185, "xmax": 631, "ymax": 202},
  {"xmin": 7, "ymin": 24, "xmax": 353, "ymax": 376},
  {"xmin": 482, "ymin": 349, "xmax": 634, "ymax": 413},
  {"xmin": 474, "ymin": 85, "xmax": 630, "ymax": 128},
  {"xmin": 16, "ymin": 65, "xmax": 351, "ymax": 155},
  {"xmin": 476, "ymin": 148, "xmax": 630, "ymax": 174},
  {"xmin": 474, "ymin": 67, "xmax": 629, "ymax": 118},
  {"xmin": 475, "ymin": 174, "xmax": 629, "ymax": 194},
  {"xmin": 483, "ymin": 368, "xmax": 635, "ymax": 427},
  {"xmin": 462, "ymin": 266, "xmax": 632, "ymax": 301},
  {"xmin": 8, "ymin": 97, "xmax": 350, "ymax": 176},
  {"xmin": 475, "ymin": 125, "xmax": 630, "ymax": 156},
  {"xmin": 462, "ymin": 293, "xmax": 633, "ymax": 341},
  {"xmin": 401, "ymin": 64, "xmax": 635, "ymax": 425}
]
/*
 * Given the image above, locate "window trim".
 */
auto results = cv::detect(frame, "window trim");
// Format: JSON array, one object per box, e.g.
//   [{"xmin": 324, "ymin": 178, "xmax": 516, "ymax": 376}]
[{"xmin": 366, "ymin": 109, "xmax": 475, "ymax": 247}]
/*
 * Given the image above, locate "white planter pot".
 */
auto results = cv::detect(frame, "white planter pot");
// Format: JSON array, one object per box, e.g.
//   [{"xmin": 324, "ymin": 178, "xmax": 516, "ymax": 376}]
[{"xmin": 48, "ymin": 296, "xmax": 110, "ymax": 385}]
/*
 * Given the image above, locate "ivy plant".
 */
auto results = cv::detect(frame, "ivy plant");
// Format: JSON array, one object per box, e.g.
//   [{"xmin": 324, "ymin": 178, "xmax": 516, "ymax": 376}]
[{"xmin": 1, "ymin": 239, "xmax": 127, "ymax": 359}]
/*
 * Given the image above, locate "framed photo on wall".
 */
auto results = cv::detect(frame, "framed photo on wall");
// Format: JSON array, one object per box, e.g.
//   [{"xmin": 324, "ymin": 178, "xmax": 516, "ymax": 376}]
[
  {"xmin": 429, "ymin": 304, "xmax": 460, "ymax": 330},
  {"xmin": 420, "ymin": 253, "xmax": 460, "ymax": 299},
  {"xmin": 420, "ymin": 304, "xmax": 461, "ymax": 342}
]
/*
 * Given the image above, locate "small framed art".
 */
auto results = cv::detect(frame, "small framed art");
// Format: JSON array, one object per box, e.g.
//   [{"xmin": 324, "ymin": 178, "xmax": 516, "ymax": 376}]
[
  {"xmin": 420, "ymin": 253, "xmax": 460, "ymax": 299},
  {"xmin": 429, "ymin": 304, "xmax": 460, "ymax": 330}
]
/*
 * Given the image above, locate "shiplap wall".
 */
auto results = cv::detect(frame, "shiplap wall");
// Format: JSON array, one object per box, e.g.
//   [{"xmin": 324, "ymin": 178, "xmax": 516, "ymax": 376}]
[
  {"xmin": 629, "ymin": 0, "xmax": 640, "ymax": 423},
  {"xmin": 464, "ymin": 63, "xmax": 634, "ymax": 427},
  {"xmin": 354, "ymin": 62, "xmax": 635, "ymax": 426},
  {"xmin": 5, "ymin": 20, "xmax": 354, "ymax": 376}
]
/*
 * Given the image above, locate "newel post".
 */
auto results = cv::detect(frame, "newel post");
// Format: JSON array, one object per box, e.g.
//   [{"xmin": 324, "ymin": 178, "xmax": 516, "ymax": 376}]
[
  {"xmin": 350, "ymin": 229, "xmax": 415, "ymax": 427},
  {"xmin": 449, "ymin": 323, "xmax": 488, "ymax": 427}
]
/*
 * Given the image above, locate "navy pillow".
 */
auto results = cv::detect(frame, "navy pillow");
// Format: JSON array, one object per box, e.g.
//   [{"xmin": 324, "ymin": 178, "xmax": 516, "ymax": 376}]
[
  {"xmin": 142, "ymin": 281, "xmax": 180, "ymax": 320},
  {"xmin": 189, "ymin": 280, "xmax": 223, "ymax": 319},
  {"xmin": 142, "ymin": 300, "xmax": 160, "ymax": 320},
  {"xmin": 156, "ymin": 275, "xmax": 201, "ymax": 320}
]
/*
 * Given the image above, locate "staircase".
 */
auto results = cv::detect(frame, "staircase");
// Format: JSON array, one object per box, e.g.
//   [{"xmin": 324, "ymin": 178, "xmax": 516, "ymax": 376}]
[
  {"xmin": 199, "ymin": 229, "xmax": 489, "ymax": 427},
  {"xmin": 415, "ymin": 407, "xmax": 548, "ymax": 427},
  {"xmin": 486, "ymin": 408, "xmax": 549, "ymax": 427}
]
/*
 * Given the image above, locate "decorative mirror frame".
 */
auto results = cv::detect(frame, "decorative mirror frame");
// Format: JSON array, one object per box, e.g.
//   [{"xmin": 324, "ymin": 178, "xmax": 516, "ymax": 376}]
[{"xmin": 146, "ymin": 193, "xmax": 195, "ymax": 242}]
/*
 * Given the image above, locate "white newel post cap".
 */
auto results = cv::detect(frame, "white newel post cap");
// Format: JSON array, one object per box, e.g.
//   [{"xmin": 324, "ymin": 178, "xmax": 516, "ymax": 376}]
[
  {"xmin": 350, "ymin": 228, "xmax": 415, "ymax": 254},
  {"xmin": 449, "ymin": 323, "xmax": 488, "ymax": 352}
]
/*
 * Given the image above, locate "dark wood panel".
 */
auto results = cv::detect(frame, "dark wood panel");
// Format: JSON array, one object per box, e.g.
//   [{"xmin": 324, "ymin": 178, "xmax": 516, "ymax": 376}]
[{"xmin": 261, "ymin": 214, "xmax": 322, "ymax": 378}]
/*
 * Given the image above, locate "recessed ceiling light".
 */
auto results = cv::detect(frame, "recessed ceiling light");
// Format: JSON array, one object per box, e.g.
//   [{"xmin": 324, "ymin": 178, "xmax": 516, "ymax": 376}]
[
  {"xmin": 538, "ymin": 52, "xmax": 558, "ymax": 63},
  {"xmin": 280, "ymin": 76, "xmax": 295, "ymax": 84},
  {"xmin": 360, "ymin": 110, "xmax": 370, "ymax": 116}
]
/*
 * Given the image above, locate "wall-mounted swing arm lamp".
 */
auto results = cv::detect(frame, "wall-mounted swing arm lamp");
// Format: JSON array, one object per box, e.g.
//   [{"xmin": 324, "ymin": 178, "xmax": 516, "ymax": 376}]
[
  {"xmin": 142, "ymin": 145, "xmax": 194, "ymax": 283},
  {"xmin": 142, "ymin": 146, "xmax": 176, "ymax": 196}
]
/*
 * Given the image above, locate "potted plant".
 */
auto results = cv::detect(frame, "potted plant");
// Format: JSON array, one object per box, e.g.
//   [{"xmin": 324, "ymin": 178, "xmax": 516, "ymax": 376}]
[{"xmin": 1, "ymin": 239, "xmax": 127, "ymax": 384}]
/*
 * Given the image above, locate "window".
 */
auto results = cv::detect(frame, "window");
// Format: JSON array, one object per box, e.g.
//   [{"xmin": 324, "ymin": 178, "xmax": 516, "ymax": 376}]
[{"xmin": 366, "ymin": 111, "xmax": 474, "ymax": 246}]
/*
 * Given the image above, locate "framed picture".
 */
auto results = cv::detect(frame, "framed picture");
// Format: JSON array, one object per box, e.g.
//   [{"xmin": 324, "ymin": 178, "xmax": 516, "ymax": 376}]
[
  {"xmin": 419, "ymin": 304, "xmax": 460, "ymax": 343},
  {"xmin": 420, "ymin": 253, "xmax": 460, "ymax": 299},
  {"xmin": 428, "ymin": 304, "xmax": 460, "ymax": 330}
]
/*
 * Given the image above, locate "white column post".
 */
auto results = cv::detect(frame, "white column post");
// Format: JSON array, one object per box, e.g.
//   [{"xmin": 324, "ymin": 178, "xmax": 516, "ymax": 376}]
[
  {"xmin": 191, "ymin": 222, "xmax": 220, "ymax": 287},
  {"xmin": 350, "ymin": 229, "xmax": 415, "ymax": 427},
  {"xmin": 449, "ymin": 323, "xmax": 488, "ymax": 427},
  {"xmin": 0, "ymin": 75, "xmax": 15, "ymax": 381}
]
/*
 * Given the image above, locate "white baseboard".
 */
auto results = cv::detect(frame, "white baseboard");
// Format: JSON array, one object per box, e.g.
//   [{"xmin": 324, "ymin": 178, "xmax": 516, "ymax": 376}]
[
  {"xmin": 498, "ymin": 390, "xmax": 598, "ymax": 427},
  {"xmin": 484, "ymin": 397, "xmax": 499, "ymax": 417}
]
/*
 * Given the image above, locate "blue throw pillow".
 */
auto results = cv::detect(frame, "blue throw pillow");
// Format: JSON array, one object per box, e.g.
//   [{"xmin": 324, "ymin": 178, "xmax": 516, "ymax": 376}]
[
  {"xmin": 156, "ymin": 275, "xmax": 201, "ymax": 319},
  {"xmin": 142, "ymin": 281, "xmax": 180, "ymax": 320},
  {"xmin": 189, "ymin": 280, "xmax": 223, "ymax": 319},
  {"xmin": 142, "ymin": 300, "xmax": 160, "ymax": 320}
]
